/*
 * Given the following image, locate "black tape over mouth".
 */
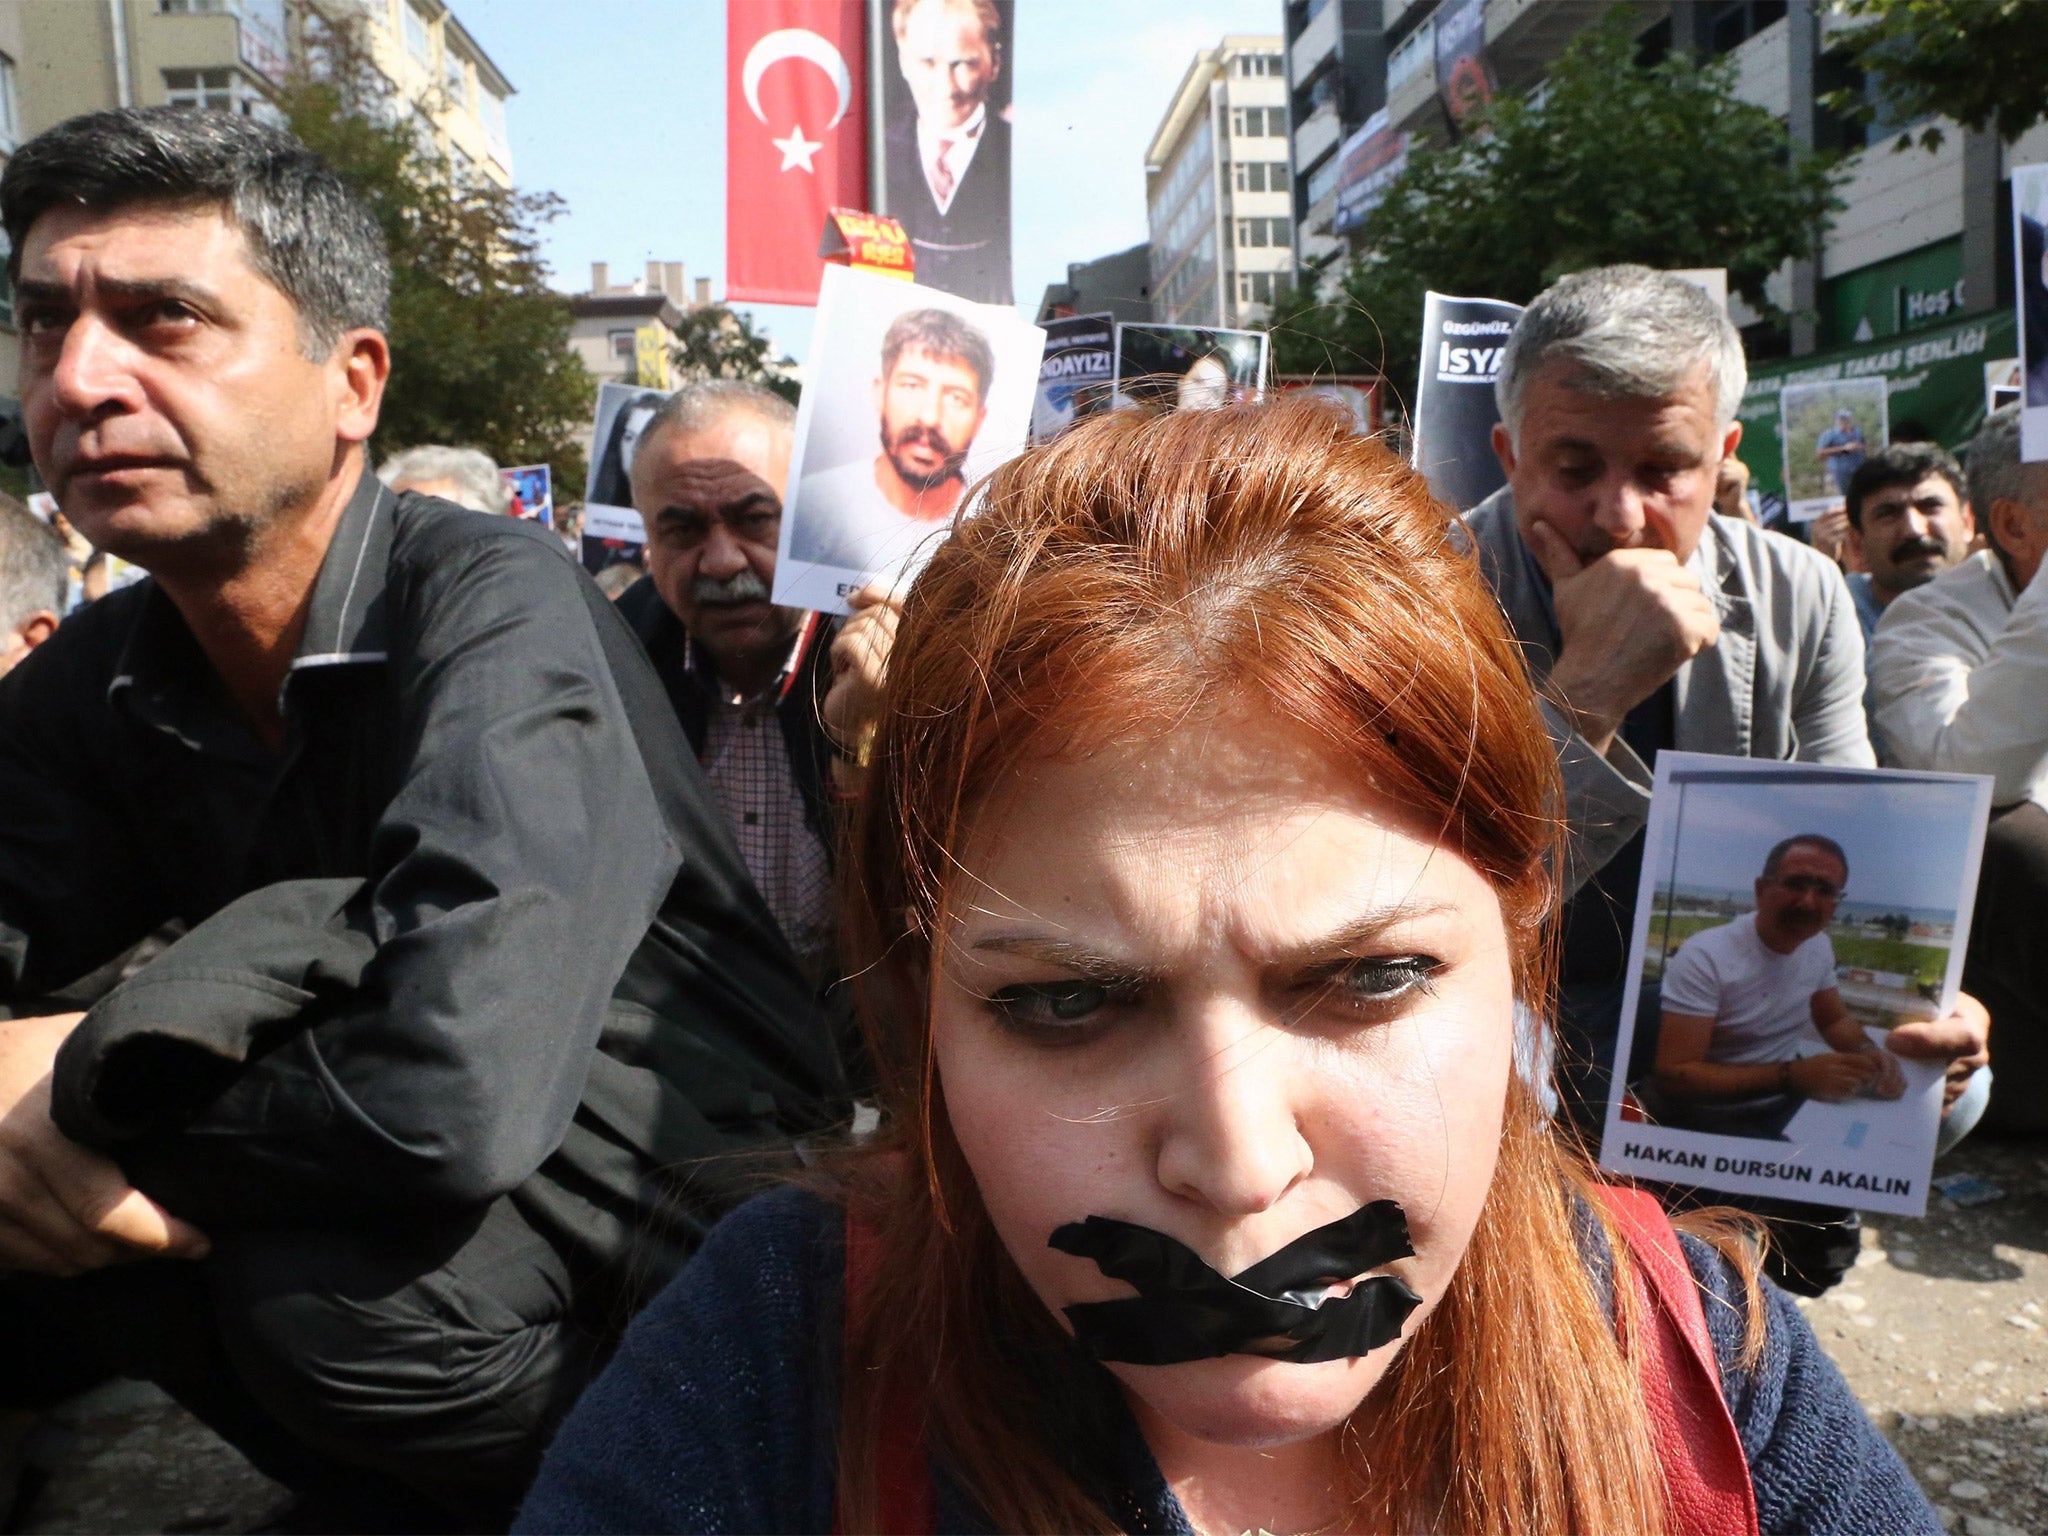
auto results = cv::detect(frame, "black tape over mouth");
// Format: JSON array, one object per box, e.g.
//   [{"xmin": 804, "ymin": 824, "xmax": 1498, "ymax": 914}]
[{"xmin": 1047, "ymin": 1201, "xmax": 1424, "ymax": 1366}]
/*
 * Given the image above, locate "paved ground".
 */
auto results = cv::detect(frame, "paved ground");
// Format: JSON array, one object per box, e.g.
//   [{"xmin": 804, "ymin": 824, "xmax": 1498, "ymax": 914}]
[{"xmin": 7, "ymin": 1135, "xmax": 2045, "ymax": 1534}]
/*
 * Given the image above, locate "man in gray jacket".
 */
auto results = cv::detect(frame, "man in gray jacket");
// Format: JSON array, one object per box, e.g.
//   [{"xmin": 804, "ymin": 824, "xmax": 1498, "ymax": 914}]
[{"xmin": 1465, "ymin": 266, "xmax": 1986, "ymax": 1292}]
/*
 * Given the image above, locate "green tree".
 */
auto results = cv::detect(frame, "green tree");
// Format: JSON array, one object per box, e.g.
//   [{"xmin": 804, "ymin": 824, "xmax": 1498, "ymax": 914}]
[
  {"xmin": 1266, "ymin": 12, "xmax": 1843, "ymax": 397},
  {"xmin": 668, "ymin": 304, "xmax": 801, "ymax": 405},
  {"xmin": 274, "ymin": 13, "xmax": 596, "ymax": 489},
  {"xmin": 1824, "ymin": 0, "xmax": 2048, "ymax": 149}
]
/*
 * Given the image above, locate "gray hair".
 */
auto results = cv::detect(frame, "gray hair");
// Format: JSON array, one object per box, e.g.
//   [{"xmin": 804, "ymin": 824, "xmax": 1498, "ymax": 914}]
[
  {"xmin": 0, "ymin": 494, "xmax": 69, "ymax": 634},
  {"xmin": 0, "ymin": 107, "xmax": 391, "ymax": 357},
  {"xmin": 1496, "ymin": 265, "xmax": 1746, "ymax": 441},
  {"xmin": 635, "ymin": 379, "xmax": 795, "ymax": 470},
  {"xmin": 378, "ymin": 444, "xmax": 507, "ymax": 515},
  {"xmin": 1964, "ymin": 404, "xmax": 2026, "ymax": 521}
]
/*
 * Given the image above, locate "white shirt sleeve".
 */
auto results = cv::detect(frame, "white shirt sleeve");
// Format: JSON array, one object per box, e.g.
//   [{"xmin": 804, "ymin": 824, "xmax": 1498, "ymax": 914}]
[
  {"xmin": 1659, "ymin": 936, "xmax": 1721, "ymax": 1017},
  {"xmin": 1872, "ymin": 558, "xmax": 2048, "ymax": 805}
]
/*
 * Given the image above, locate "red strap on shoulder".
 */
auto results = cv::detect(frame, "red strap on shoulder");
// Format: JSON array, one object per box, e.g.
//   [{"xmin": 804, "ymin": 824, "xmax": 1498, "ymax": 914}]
[
  {"xmin": 841, "ymin": 1211, "xmax": 936, "ymax": 1536},
  {"xmin": 1595, "ymin": 1184, "xmax": 1760, "ymax": 1536}
]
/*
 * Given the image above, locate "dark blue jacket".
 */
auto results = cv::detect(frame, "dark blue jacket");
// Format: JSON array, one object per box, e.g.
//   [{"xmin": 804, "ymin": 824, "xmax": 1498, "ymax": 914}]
[{"xmin": 517, "ymin": 1186, "xmax": 1937, "ymax": 1535}]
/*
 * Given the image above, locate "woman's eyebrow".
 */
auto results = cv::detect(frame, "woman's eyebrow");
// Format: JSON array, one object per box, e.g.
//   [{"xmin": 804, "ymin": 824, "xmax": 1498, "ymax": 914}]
[
  {"xmin": 1276, "ymin": 900, "xmax": 1459, "ymax": 967},
  {"xmin": 966, "ymin": 934, "xmax": 1157, "ymax": 983}
]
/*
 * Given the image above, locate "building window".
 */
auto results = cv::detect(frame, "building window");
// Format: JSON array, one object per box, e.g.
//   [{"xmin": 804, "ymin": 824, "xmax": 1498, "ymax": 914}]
[
  {"xmin": 157, "ymin": 0, "xmax": 233, "ymax": 12},
  {"xmin": 479, "ymin": 87, "xmax": 508, "ymax": 152},
  {"xmin": 1237, "ymin": 218, "xmax": 1268, "ymax": 248},
  {"xmin": 162, "ymin": 66, "xmax": 265, "ymax": 115},
  {"xmin": 1233, "ymin": 161, "xmax": 1266, "ymax": 192},
  {"xmin": 403, "ymin": 2, "xmax": 432, "ymax": 63},
  {"xmin": 443, "ymin": 49, "xmax": 468, "ymax": 108},
  {"xmin": 0, "ymin": 53, "xmax": 18, "ymax": 154},
  {"xmin": 1707, "ymin": 0, "xmax": 1788, "ymax": 56},
  {"xmin": 1238, "ymin": 271, "xmax": 1284, "ymax": 305},
  {"xmin": 609, "ymin": 329, "xmax": 637, "ymax": 358}
]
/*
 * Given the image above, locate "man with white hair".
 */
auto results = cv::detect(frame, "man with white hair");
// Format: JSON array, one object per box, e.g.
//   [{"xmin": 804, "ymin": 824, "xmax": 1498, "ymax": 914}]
[
  {"xmin": 1465, "ymin": 265, "xmax": 1987, "ymax": 1293},
  {"xmin": 377, "ymin": 443, "xmax": 508, "ymax": 515},
  {"xmin": 0, "ymin": 494, "xmax": 68, "ymax": 675},
  {"xmin": 1870, "ymin": 404, "xmax": 2048, "ymax": 1134}
]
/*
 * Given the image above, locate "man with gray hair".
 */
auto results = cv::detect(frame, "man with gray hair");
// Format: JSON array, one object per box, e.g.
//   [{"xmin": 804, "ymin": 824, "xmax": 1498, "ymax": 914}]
[
  {"xmin": 0, "ymin": 109, "xmax": 843, "ymax": 1526},
  {"xmin": 0, "ymin": 493, "xmax": 68, "ymax": 675},
  {"xmin": 1870, "ymin": 404, "xmax": 2048, "ymax": 1134},
  {"xmin": 621, "ymin": 379, "xmax": 877, "ymax": 999},
  {"xmin": 377, "ymin": 442, "xmax": 508, "ymax": 515},
  {"xmin": 1465, "ymin": 265, "xmax": 1987, "ymax": 1292}
]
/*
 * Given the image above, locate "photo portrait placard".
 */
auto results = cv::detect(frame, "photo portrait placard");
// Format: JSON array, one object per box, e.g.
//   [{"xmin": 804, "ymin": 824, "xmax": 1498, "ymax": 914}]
[
  {"xmin": 775, "ymin": 264, "xmax": 1045, "ymax": 615},
  {"xmin": 580, "ymin": 382, "xmax": 671, "ymax": 572},
  {"xmin": 2015, "ymin": 161, "xmax": 2048, "ymax": 461},
  {"xmin": 1112, "ymin": 324, "xmax": 1268, "ymax": 411},
  {"xmin": 1779, "ymin": 375, "xmax": 1888, "ymax": 523},
  {"xmin": 1596, "ymin": 754, "xmax": 1992, "ymax": 1217}
]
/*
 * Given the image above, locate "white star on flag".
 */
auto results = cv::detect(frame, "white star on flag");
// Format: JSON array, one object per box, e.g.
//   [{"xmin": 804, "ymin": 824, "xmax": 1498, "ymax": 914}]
[{"xmin": 771, "ymin": 125, "xmax": 822, "ymax": 173}]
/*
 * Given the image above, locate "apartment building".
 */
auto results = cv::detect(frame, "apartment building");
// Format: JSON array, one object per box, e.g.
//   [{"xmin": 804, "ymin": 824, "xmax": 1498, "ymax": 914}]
[
  {"xmin": 567, "ymin": 261, "xmax": 712, "ymax": 385},
  {"xmin": 1346, "ymin": 0, "xmax": 2048, "ymax": 357},
  {"xmin": 329, "ymin": 0, "xmax": 513, "ymax": 187},
  {"xmin": 1144, "ymin": 35, "xmax": 1294, "ymax": 329},
  {"xmin": 1283, "ymin": 0, "xmax": 1386, "ymax": 272}
]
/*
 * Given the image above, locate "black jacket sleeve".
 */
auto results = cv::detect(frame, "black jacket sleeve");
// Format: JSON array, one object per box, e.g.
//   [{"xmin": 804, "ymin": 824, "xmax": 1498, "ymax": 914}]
[{"xmin": 51, "ymin": 528, "xmax": 683, "ymax": 1220}]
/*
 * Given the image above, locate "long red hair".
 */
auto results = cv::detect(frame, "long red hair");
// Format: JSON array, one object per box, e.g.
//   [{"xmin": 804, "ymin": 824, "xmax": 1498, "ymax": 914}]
[{"xmin": 833, "ymin": 399, "xmax": 1729, "ymax": 1533}]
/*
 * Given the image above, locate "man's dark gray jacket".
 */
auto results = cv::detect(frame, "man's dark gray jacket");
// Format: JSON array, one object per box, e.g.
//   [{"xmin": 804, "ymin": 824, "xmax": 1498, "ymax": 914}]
[{"xmin": 0, "ymin": 472, "xmax": 847, "ymax": 1283}]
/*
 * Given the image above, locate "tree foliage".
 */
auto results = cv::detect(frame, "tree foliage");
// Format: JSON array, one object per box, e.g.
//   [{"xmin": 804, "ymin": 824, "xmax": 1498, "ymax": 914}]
[
  {"xmin": 275, "ymin": 14, "xmax": 596, "ymax": 487},
  {"xmin": 668, "ymin": 304, "xmax": 801, "ymax": 405},
  {"xmin": 1824, "ymin": 0, "xmax": 2048, "ymax": 148},
  {"xmin": 1266, "ymin": 12, "xmax": 1843, "ymax": 398}
]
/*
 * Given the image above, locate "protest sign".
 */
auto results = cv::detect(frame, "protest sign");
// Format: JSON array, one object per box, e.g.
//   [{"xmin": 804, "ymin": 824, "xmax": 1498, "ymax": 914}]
[
  {"xmin": 1986, "ymin": 356, "xmax": 2022, "ymax": 414},
  {"xmin": 1410, "ymin": 291, "xmax": 1520, "ymax": 513},
  {"xmin": 1779, "ymin": 376, "xmax": 1887, "ymax": 523},
  {"xmin": 1434, "ymin": 0, "xmax": 1494, "ymax": 130},
  {"xmin": 1031, "ymin": 312, "xmax": 1115, "ymax": 444},
  {"xmin": 581, "ymin": 382, "xmax": 670, "ymax": 572},
  {"xmin": 1329, "ymin": 110, "xmax": 1409, "ymax": 236},
  {"xmin": 1112, "ymin": 324, "xmax": 1267, "ymax": 411},
  {"xmin": 875, "ymin": 0, "xmax": 1015, "ymax": 305},
  {"xmin": 776, "ymin": 264, "xmax": 1043, "ymax": 614},
  {"xmin": 820, "ymin": 207, "xmax": 914, "ymax": 280},
  {"xmin": 2014, "ymin": 162, "xmax": 2048, "ymax": 460},
  {"xmin": 1597, "ymin": 754, "xmax": 1992, "ymax": 1218},
  {"xmin": 501, "ymin": 464, "xmax": 553, "ymax": 526}
]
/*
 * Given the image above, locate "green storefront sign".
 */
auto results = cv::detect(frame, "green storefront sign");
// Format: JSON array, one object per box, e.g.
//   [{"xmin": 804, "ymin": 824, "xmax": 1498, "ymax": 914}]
[
  {"xmin": 1823, "ymin": 237, "xmax": 1965, "ymax": 349},
  {"xmin": 1740, "ymin": 307, "xmax": 2016, "ymax": 505}
]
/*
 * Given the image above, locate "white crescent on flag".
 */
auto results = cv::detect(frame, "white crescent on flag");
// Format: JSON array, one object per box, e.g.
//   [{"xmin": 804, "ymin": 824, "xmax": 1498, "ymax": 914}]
[{"xmin": 742, "ymin": 28, "xmax": 853, "ymax": 130}]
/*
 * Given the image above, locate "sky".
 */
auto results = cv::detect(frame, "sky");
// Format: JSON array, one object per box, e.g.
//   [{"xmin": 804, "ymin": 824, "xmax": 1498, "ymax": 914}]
[
  {"xmin": 457, "ymin": 0, "xmax": 1282, "ymax": 365},
  {"xmin": 1659, "ymin": 776, "xmax": 1985, "ymax": 912}
]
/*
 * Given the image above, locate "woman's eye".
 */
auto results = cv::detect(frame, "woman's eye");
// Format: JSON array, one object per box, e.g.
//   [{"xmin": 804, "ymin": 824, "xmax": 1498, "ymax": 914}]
[
  {"xmin": 1320, "ymin": 956, "xmax": 1442, "ymax": 1011},
  {"xmin": 985, "ymin": 979, "xmax": 1137, "ymax": 1036}
]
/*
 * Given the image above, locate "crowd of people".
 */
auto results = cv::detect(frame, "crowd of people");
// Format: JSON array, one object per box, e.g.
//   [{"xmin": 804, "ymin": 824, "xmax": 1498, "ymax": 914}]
[{"xmin": 0, "ymin": 104, "xmax": 2041, "ymax": 1536}]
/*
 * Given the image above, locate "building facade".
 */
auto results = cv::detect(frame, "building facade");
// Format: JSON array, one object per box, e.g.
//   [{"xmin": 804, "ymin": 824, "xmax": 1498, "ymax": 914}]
[
  {"xmin": 1035, "ymin": 242, "xmax": 1152, "ymax": 325},
  {"xmin": 1283, "ymin": 0, "xmax": 1386, "ymax": 274},
  {"xmin": 1144, "ymin": 35, "xmax": 1293, "ymax": 329},
  {"xmin": 567, "ymin": 261, "xmax": 711, "ymax": 385},
  {"xmin": 324, "ymin": 0, "xmax": 513, "ymax": 188},
  {"xmin": 1358, "ymin": 0, "xmax": 2048, "ymax": 357}
]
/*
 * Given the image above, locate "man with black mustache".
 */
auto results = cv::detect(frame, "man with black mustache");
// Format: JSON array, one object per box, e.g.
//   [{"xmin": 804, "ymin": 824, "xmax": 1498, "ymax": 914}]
[
  {"xmin": 621, "ymin": 381, "xmax": 886, "ymax": 993},
  {"xmin": 1843, "ymin": 444, "xmax": 1975, "ymax": 649},
  {"xmin": 788, "ymin": 307, "xmax": 993, "ymax": 581}
]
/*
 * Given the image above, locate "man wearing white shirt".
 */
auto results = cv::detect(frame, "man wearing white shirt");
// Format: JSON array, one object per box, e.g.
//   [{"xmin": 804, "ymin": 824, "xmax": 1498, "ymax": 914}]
[
  {"xmin": 1870, "ymin": 405, "xmax": 2048, "ymax": 1133},
  {"xmin": 884, "ymin": 0, "xmax": 1012, "ymax": 304}
]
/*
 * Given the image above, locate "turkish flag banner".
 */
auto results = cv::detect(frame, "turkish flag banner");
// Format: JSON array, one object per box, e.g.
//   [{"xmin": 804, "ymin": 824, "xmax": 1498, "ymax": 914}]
[{"xmin": 727, "ymin": 0, "xmax": 868, "ymax": 307}]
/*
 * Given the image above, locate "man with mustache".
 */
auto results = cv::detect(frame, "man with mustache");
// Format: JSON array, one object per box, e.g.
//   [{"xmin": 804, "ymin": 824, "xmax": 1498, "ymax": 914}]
[
  {"xmin": 0, "ymin": 111, "xmax": 844, "ymax": 1526},
  {"xmin": 622, "ymin": 380, "xmax": 897, "ymax": 995},
  {"xmin": 1648, "ymin": 834, "xmax": 1905, "ymax": 1145},
  {"xmin": 788, "ymin": 306, "xmax": 993, "ymax": 584},
  {"xmin": 1842, "ymin": 443, "xmax": 1975, "ymax": 649},
  {"xmin": 1462, "ymin": 265, "xmax": 1987, "ymax": 1293}
]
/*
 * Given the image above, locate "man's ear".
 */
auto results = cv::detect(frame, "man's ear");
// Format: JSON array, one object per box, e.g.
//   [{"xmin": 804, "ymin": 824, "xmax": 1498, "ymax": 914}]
[
  {"xmin": 1490, "ymin": 420, "xmax": 1517, "ymax": 477},
  {"xmin": 19, "ymin": 610, "xmax": 56, "ymax": 651},
  {"xmin": 333, "ymin": 327, "xmax": 391, "ymax": 447},
  {"xmin": 1720, "ymin": 419, "xmax": 1744, "ymax": 460}
]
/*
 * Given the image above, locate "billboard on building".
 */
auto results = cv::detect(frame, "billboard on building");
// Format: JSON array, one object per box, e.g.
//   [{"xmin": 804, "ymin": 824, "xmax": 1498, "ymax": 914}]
[
  {"xmin": 872, "ymin": 0, "xmax": 1015, "ymax": 305},
  {"xmin": 1330, "ymin": 110, "xmax": 1411, "ymax": 236},
  {"xmin": 1433, "ymin": 0, "xmax": 1494, "ymax": 131},
  {"xmin": 726, "ymin": 1, "xmax": 870, "ymax": 306}
]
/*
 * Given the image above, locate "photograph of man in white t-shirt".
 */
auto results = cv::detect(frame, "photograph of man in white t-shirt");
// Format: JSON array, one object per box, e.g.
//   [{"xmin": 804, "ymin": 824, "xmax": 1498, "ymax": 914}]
[{"xmin": 1649, "ymin": 834, "xmax": 1905, "ymax": 1140}]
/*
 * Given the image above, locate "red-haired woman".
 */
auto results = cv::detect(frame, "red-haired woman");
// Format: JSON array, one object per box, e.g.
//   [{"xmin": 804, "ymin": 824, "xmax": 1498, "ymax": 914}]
[{"xmin": 518, "ymin": 403, "xmax": 1935, "ymax": 1535}]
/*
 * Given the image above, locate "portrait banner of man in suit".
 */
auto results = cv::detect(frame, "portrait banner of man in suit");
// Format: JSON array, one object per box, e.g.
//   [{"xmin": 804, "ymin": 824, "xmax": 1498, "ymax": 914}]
[
  {"xmin": 877, "ymin": 0, "xmax": 1015, "ymax": 306},
  {"xmin": 2015, "ymin": 162, "xmax": 2048, "ymax": 461}
]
